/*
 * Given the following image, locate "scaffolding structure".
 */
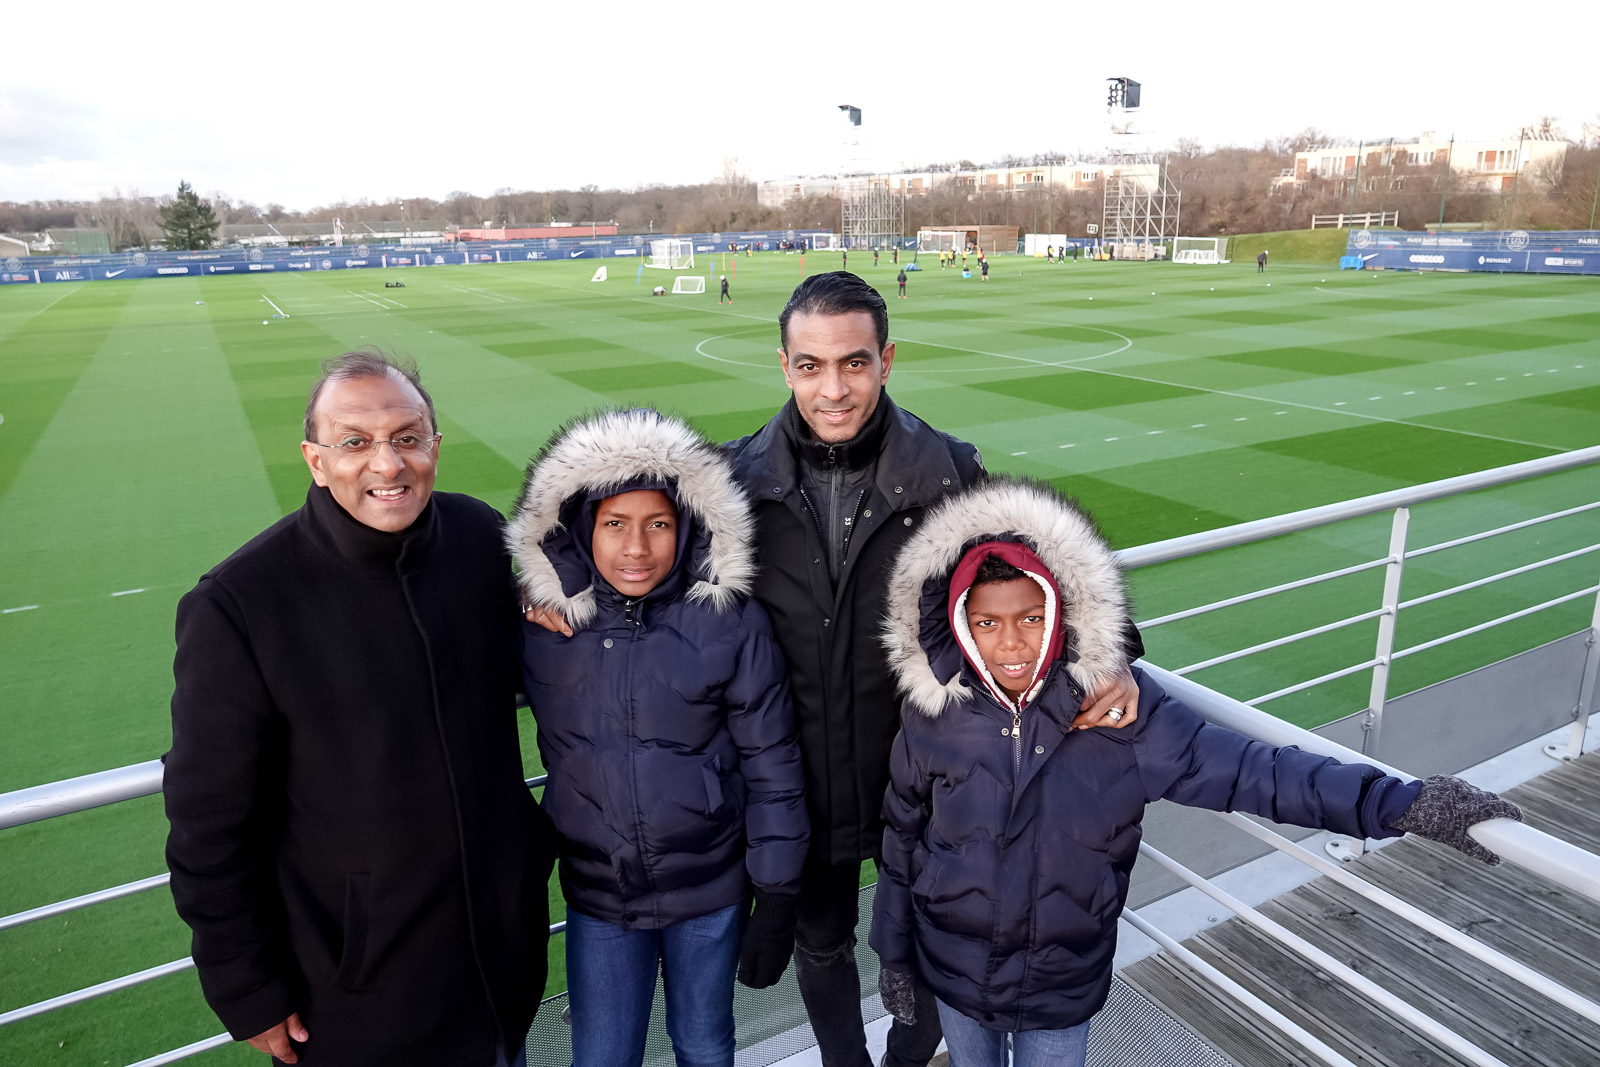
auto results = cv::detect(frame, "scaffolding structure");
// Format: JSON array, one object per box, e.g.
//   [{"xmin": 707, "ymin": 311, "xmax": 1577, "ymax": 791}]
[
  {"xmin": 1101, "ymin": 163, "xmax": 1182, "ymax": 258},
  {"xmin": 840, "ymin": 178, "xmax": 904, "ymax": 250}
]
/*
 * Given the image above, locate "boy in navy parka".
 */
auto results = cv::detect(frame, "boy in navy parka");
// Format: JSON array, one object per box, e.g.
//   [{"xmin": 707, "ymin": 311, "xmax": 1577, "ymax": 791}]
[
  {"xmin": 868, "ymin": 477, "xmax": 1521, "ymax": 1067},
  {"xmin": 506, "ymin": 410, "xmax": 809, "ymax": 1067}
]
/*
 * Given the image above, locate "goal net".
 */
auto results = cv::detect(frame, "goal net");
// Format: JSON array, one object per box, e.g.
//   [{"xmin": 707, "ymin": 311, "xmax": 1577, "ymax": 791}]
[
  {"xmin": 807, "ymin": 233, "xmax": 840, "ymax": 251},
  {"xmin": 671, "ymin": 276, "xmax": 706, "ymax": 295},
  {"xmin": 647, "ymin": 238, "xmax": 694, "ymax": 270},
  {"xmin": 1172, "ymin": 236, "xmax": 1228, "ymax": 264},
  {"xmin": 917, "ymin": 229, "xmax": 964, "ymax": 254}
]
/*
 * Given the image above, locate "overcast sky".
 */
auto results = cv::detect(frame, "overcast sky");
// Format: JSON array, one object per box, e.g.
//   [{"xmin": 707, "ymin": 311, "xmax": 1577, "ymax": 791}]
[{"xmin": 4, "ymin": 1, "xmax": 1596, "ymax": 212}]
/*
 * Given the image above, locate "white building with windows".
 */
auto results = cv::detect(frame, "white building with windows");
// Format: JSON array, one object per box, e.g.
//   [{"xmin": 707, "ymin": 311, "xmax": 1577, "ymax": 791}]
[{"xmin": 1283, "ymin": 132, "xmax": 1567, "ymax": 193}]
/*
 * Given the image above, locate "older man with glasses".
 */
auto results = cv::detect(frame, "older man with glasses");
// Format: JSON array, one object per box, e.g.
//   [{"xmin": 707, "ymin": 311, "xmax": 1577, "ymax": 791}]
[{"xmin": 164, "ymin": 348, "xmax": 555, "ymax": 1067}]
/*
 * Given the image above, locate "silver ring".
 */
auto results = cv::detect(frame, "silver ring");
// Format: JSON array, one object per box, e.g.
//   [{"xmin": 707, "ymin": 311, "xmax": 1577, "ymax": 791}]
[{"xmin": 1106, "ymin": 707, "xmax": 1125, "ymax": 722}]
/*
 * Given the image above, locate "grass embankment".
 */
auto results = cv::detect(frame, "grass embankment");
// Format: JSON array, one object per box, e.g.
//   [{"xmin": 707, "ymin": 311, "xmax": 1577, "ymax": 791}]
[{"xmin": 1225, "ymin": 227, "xmax": 1352, "ymax": 264}]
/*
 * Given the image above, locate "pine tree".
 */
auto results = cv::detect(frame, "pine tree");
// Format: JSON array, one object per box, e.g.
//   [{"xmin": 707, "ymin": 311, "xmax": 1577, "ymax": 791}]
[{"xmin": 160, "ymin": 181, "xmax": 220, "ymax": 251}]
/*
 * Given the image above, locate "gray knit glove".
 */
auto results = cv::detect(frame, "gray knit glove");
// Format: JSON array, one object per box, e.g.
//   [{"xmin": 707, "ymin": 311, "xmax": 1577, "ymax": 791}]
[
  {"xmin": 1385, "ymin": 775, "xmax": 1522, "ymax": 865},
  {"xmin": 878, "ymin": 967, "xmax": 916, "ymax": 1025}
]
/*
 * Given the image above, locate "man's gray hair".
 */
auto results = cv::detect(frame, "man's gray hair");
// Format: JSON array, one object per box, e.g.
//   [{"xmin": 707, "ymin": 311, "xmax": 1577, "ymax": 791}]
[{"xmin": 303, "ymin": 348, "xmax": 437, "ymax": 442}]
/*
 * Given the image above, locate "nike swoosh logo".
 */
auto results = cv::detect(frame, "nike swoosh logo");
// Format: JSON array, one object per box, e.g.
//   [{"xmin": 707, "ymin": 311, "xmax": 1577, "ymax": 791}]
[
  {"xmin": 570, "ymin": 250, "xmax": 583, "ymax": 258},
  {"xmin": 105, "ymin": 269, "xmax": 126, "ymax": 278}
]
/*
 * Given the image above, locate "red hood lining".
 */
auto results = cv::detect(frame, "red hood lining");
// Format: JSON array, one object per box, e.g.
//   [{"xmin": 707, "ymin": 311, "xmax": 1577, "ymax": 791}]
[{"xmin": 946, "ymin": 540, "xmax": 1067, "ymax": 710}]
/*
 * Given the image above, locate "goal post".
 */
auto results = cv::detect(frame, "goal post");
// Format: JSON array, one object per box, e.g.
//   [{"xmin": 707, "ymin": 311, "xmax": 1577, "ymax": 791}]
[
  {"xmin": 1171, "ymin": 236, "xmax": 1228, "ymax": 264},
  {"xmin": 807, "ymin": 233, "xmax": 840, "ymax": 251},
  {"xmin": 916, "ymin": 229, "xmax": 963, "ymax": 254},
  {"xmin": 671, "ymin": 276, "xmax": 705, "ymax": 295},
  {"xmin": 647, "ymin": 238, "xmax": 694, "ymax": 270}
]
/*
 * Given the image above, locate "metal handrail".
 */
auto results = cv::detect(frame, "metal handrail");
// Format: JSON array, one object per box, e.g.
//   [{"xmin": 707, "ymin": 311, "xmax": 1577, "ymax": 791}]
[
  {"xmin": 1140, "ymin": 661, "xmax": 1600, "ymax": 905},
  {"xmin": 1116, "ymin": 444, "xmax": 1600, "ymax": 569},
  {"xmin": 0, "ymin": 760, "xmax": 163, "ymax": 831}
]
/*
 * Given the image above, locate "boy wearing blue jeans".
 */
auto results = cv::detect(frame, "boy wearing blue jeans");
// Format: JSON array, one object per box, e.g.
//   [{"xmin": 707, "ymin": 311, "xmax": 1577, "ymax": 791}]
[
  {"xmin": 869, "ymin": 477, "xmax": 1521, "ymax": 1067},
  {"xmin": 508, "ymin": 410, "xmax": 809, "ymax": 1066}
]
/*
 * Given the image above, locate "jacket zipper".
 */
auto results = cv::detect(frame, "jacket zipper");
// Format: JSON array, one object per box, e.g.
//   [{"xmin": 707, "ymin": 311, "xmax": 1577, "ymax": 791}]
[{"xmin": 1012, "ymin": 705, "xmax": 1022, "ymax": 776}]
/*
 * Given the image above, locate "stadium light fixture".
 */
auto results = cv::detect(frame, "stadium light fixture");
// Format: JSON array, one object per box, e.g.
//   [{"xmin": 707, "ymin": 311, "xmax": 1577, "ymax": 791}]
[{"xmin": 838, "ymin": 105, "xmax": 861, "ymax": 127}]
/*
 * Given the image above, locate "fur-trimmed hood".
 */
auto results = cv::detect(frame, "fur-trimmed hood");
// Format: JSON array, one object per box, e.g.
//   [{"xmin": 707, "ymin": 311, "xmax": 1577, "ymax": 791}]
[
  {"xmin": 882, "ymin": 477, "xmax": 1129, "ymax": 717},
  {"xmin": 505, "ymin": 409, "xmax": 755, "ymax": 629}
]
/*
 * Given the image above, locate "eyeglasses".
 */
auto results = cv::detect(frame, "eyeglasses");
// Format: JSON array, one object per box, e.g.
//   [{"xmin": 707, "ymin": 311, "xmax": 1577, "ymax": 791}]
[{"xmin": 307, "ymin": 432, "xmax": 442, "ymax": 457}]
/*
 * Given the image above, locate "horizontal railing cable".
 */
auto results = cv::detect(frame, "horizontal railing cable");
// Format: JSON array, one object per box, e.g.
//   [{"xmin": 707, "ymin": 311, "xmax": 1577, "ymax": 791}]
[
  {"xmin": 1214, "ymin": 811, "xmax": 1600, "ymax": 1026},
  {"xmin": 1405, "ymin": 500, "xmax": 1600, "ymax": 560},
  {"xmin": 1139, "ymin": 843, "xmax": 1511, "ymax": 1067},
  {"xmin": 1135, "ymin": 556, "xmax": 1393, "ymax": 630},
  {"xmin": 1117, "ymin": 446, "xmax": 1600, "ymax": 570},
  {"xmin": 1246, "ymin": 657, "xmax": 1383, "ymax": 706},
  {"xmin": 122, "ymin": 1033, "xmax": 233, "ymax": 1067},
  {"xmin": 1171, "ymin": 608, "xmax": 1389, "ymax": 676},
  {"xmin": 0, "ymin": 873, "xmax": 169, "ymax": 932},
  {"xmin": 1, "ymin": 917, "xmax": 573, "ymax": 1028},
  {"xmin": 1118, "ymin": 910, "xmax": 1360, "ymax": 1067},
  {"xmin": 1397, "ymin": 544, "xmax": 1600, "ymax": 611},
  {"xmin": 1391, "ymin": 586, "xmax": 1600, "ymax": 661},
  {"xmin": 0, "ymin": 958, "xmax": 197, "ymax": 1027}
]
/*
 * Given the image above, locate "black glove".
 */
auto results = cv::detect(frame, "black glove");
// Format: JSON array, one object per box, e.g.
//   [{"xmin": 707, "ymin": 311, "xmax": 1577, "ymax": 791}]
[
  {"xmin": 1385, "ymin": 775, "xmax": 1523, "ymax": 865},
  {"xmin": 878, "ymin": 966, "xmax": 916, "ymax": 1025},
  {"xmin": 737, "ymin": 890, "xmax": 799, "ymax": 989}
]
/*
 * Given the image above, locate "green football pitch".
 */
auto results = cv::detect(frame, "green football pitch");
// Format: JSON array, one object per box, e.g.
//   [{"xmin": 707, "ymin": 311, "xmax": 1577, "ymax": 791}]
[{"xmin": 2, "ymin": 253, "xmax": 1597, "ymax": 1064}]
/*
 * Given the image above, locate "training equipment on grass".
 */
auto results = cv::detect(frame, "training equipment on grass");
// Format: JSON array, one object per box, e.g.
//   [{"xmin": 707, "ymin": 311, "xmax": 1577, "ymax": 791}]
[
  {"xmin": 591, "ymin": 266, "xmax": 608, "ymax": 282},
  {"xmin": 671, "ymin": 276, "xmax": 705, "ymax": 295},
  {"xmin": 646, "ymin": 239, "xmax": 694, "ymax": 271},
  {"xmin": 1172, "ymin": 236, "xmax": 1228, "ymax": 264}
]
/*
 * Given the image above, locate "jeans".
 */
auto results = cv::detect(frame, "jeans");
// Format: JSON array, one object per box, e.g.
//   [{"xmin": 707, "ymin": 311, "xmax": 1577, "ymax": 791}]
[
  {"xmin": 566, "ymin": 903, "xmax": 743, "ymax": 1067},
  {"xmin": 792, "ymin": 859, "xmax": 942, "ymax": 1067},
  {"xmin": 935, "ymin": 1000, "xmax": 1090, "ymax": 1067}
]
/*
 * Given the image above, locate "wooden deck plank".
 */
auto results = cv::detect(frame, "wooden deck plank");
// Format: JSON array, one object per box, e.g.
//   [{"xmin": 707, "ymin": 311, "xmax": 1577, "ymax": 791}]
[
  {"xmin": 1265, "ymin": 883, "xmax": 1600, "ymax": 1067},
  {"xmin": 1120, "ymin": 755, "xmax": 1600, "ymax": 1067},
  {"xmin": 1120, "ymin": 953, "xmax": 1322, "ymax": 1067}
]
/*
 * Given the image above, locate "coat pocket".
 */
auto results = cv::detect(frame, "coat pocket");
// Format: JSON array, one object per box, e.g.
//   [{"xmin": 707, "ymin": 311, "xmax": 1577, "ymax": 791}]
[
  {"xmin": 701, "ymin": 757, "xmax": 725, "ymax": 816},
  {"xmin": 331, "ymin": 871, "xmax": 372, "ymax": 991}
]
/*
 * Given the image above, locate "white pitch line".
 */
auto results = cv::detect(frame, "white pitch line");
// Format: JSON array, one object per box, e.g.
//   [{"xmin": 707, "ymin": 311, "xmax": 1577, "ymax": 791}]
[
  {"xmin": 345, "ymin": 289, "xmax": 388, "ymax": 309},
  {"xmin": 374, "ymin": 294, "xmax": 409, "ymax": 309},
  {"xmin": 110, "ymin": 588, "xmax": 146, "ymax": 597},
  {"xmin": 261, "ymin": 294, "xmax": 290, "ymax": 319},
  {"xmin": 3, "ymin": 604, "xmax": 39, "ymax": 614}
]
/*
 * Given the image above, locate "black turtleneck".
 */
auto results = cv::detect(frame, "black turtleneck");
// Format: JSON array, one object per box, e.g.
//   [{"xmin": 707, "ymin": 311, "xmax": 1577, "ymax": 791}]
[{"xmin": 784, "ymin": 394, "xmax": 891, "ymax": 584}]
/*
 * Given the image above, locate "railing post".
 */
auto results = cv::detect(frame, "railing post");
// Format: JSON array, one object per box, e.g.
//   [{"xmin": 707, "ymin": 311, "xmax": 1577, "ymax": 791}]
[
  {"xmin": 1548, "ymin": 574, "xmax": 1600, "ymax": 762},
  {"xmin": 1364, "ymin": 507, "xmax": 1410, "ymax": 757}
]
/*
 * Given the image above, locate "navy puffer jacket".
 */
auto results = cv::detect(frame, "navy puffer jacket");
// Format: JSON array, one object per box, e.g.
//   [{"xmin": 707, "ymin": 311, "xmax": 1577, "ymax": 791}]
[
  {"xmin": 506, "ymin": 410, "xmax": 808, "ymax": 930},
  {"xmin": 868, "ymin": 478, "xmax": 1419, "ymax": 1032}
]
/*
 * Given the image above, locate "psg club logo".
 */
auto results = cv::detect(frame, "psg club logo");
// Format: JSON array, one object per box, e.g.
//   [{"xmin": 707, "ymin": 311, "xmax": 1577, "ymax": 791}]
[
  {"xmin": 356, "ymin": 244, "xmax": 371, "ymax": 258},
  {"xmin": 1507, "ymin": 230, "xmax": 1530, "ymax": 251},
  {"xmin": 4, "ymin": 257, "xmax": 19, "ymax": 271},
  {"xmin": 249, "ymin": 248, "xmax": 264, "ymax": 262},
  {"xmin": 133, "ymin": 252, "xmax": 149, "ymax": 266},
  {"xmin": 1353, "ymin": 230, "xmax": 1374, "ymax": 249}
]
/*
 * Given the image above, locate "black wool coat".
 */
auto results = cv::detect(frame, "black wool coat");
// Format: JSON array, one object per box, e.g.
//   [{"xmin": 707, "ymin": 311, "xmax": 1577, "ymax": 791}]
[
  {"xmin": 165, "ymin": 486, "xmax": 555, "ymax": 1067},
  {"xmin": 726, "ymin": 395, "xmax": 985, "ymax": 864}
]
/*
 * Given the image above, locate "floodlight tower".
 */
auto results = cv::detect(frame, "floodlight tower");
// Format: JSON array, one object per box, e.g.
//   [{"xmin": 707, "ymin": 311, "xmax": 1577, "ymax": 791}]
[
  {"xmin": 835, "ymin": 105, "xmax": 901, "ymax": 253},
  {"xmin": 1101, "ymin": 77, "xmax": 1180, "ymax": 259}
]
